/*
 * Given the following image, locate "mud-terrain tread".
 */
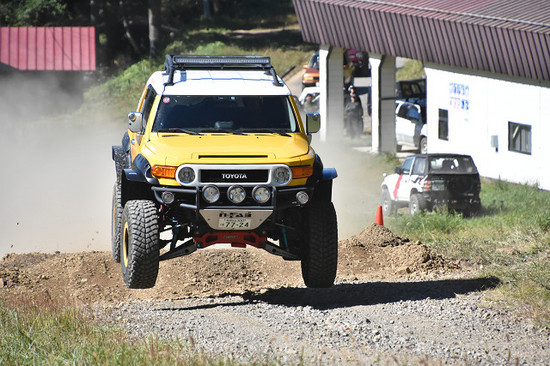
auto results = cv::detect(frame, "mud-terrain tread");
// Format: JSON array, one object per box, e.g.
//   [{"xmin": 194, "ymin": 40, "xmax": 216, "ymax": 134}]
[
  {"xmin": 111, "ymin": 184, "xmax": 123, "ymax": 263},
  {"xmin": 121, "ymin": 200, "xmax": 160, "ymax": 289},
  {"xmin": 301, "ymin": 200, "xmax": 338, "ymax": 288}
]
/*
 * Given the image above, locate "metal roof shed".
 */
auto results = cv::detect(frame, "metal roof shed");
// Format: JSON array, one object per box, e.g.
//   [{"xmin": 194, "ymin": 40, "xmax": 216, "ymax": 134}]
[{"xmin": 0, "ymin": 27, "xmax": 96, "ymax": 71}]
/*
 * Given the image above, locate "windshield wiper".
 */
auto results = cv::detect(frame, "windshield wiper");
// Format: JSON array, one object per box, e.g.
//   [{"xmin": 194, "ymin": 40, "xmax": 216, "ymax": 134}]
[
  {"xmin": 199, "ymin": 129, "xmax": 246, "ymax": 135},
  {"xmin": 157, "ymin": 128, "xmax": 201, "ymax": 135},
  {"xmin": 241, "ymin": 129, "xmax": 291, "ymax": 137}
]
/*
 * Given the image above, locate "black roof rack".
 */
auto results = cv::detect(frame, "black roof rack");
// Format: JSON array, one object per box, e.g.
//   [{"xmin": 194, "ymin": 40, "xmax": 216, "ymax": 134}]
[{"xmin": 163, "ymin": 54, "xmax": 283, "ymax": 87}]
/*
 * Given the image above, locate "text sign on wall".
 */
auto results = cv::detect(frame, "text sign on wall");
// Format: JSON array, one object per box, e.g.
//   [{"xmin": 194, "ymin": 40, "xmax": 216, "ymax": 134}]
[{"xmin": 449, "ymin": 82, "xmax": 470, "ymax": 111}]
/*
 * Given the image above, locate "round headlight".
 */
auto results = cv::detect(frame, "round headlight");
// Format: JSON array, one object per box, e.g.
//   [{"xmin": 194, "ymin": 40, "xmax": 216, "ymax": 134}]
[
  {"xmin": 202, "ymin": 185, "xmax": 220, "ymax": 203},
  {"xmin": 296, "ymin": 191, "xmax": 310, "ymax": 205},
  {"xmin": 161, "ymin": 191, "xmax": 176, "ymax": 205},
  {"xmin": 177, "ymin": 166, "xmax": 195, "ymax": 185},
  {"xmin": 252, "ymin": 185, "xmax": 271, "ymax": 204},
  {"xmin": 273, "ymin": 166, "xmax": 292, "ymax": 185},
  {"xmin": 227, "ymin": 185, "xmax": 246, "ymax": 204}
]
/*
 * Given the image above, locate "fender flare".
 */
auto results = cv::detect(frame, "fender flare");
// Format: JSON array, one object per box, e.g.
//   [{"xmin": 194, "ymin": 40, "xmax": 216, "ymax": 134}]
[
  {"xmin": 123, "ymin": 154, "xmax": 159, "ymax": 185},
  {"xmin": 321, "ymin": 168, "xmax": 338, "ymax": 180},
  {"xmin": 120, "ymin": 154, "xmax": 158, "ymax": 207}
]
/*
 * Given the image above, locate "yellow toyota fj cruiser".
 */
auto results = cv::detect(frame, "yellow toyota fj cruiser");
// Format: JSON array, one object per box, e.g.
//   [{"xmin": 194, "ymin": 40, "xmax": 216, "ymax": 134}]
[{"xmin": 112, "ymin": 55, "xmax": 338, "ymax": 289}]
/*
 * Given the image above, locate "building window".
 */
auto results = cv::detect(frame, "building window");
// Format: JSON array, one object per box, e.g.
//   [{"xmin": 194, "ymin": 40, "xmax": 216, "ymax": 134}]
[
  {"xmin": 508, "ymin": 122, "xmax": 531, "ymax": 155},
  {"xmin": 438, "ymin": 109, "xmax": 448, "ymax": 140}
]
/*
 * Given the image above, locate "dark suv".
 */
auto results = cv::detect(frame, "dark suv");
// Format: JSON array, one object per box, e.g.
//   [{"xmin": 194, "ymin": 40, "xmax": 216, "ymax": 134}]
[{"xmin": 381, "ymin": 154, "xmax": 482, "ymax": 216}]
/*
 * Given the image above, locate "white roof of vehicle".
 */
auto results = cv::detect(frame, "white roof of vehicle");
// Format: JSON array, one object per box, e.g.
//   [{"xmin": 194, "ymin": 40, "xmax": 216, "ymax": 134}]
[
  {"xmin": 298, "ymin": 86, "xmax": 320, "ymax": 104},
  {"xmin": 148, "ymin": 70, "xmax": 291, "ymax": 96}
]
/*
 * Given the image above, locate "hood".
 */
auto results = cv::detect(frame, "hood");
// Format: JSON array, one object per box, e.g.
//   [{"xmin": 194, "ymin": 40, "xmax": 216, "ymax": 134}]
[{"xmin": 141, "ymin": 133, "xmax": 311, "ymax": 166}]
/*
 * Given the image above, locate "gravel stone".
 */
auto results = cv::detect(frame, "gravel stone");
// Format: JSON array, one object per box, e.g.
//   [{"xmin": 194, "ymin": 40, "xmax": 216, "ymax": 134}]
[{"xmin": 92, "ymin": 281, "xmax": 550, "ymax": 365}]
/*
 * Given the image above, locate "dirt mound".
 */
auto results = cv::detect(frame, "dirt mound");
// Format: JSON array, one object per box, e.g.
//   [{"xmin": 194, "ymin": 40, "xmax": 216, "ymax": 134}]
[
  {"xmin": 0, "ymin": 224, "xmax": 460, "ymax": 306},
  {"xmin": 339, "ymin": 224, "xmax": 459, "ymax": 279}
]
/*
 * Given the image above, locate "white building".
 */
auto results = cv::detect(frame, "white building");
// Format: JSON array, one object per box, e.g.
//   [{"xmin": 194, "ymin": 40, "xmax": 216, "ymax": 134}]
[
  {"xmin": 426, "ymin": 66, "xmax": 550, "ymax": 189},
  {"xmin": 293, "ymin": 0, "xmax": 550, "ymax": 189}
]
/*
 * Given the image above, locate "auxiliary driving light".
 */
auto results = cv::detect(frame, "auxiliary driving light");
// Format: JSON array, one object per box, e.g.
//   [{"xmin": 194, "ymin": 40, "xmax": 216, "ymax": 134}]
[
  {"xmin": 252, "ymin": 185, "xmax": 271, "ymax": 204},
  {"xmin": 296, "ymin": 191, "xmax": 310, "ymax": 205},
  {"xmin": 202, "ymin": 185, "xmax": 220, "ymax": 203},
  {"xmin": 273, "ymin": 166, "xmax": 292, "ymax": 185},
  {"xmin": 177, "ymin": 166, "xmax": 196, "ymax": 185},
  {"xmin": 227, "ymin": 185, "xmax": 246, "ymax": 204},
  {"xmin": 161, "ymin": 191, "xmax": 176, "ymax": 205}
]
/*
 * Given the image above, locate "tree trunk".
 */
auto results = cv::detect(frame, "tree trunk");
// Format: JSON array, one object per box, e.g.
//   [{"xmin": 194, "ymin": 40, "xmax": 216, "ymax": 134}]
[
  {"xmin": 203, "ymin": 0, "xmax": 211, "ymax": 19},
  {"xmin": 148, "ymin": 0, "xmax": 161, "ymax": 58},
  {"xmin": 90, "ymin": 0, "xmax": 100, "ymax": 63}
]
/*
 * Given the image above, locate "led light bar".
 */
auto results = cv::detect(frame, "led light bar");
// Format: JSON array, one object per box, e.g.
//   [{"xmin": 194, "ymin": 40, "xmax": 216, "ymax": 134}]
[
  {"xmin": 163, "ymin": 54, "xmax": 282, "ymax": 87},
  {"xmin": 172, "ymin": 55, "xmax": 271, "ymax": 67}
]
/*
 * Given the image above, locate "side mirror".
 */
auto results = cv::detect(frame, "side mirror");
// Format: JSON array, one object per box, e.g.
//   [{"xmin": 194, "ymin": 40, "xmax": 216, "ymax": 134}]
[
  {"xmin": 306, "ymin": 112, "xmax": 321, "ymax": 134},
  {"xmin": 394, "ymin": 166, "xmax": 402, "ymax": 174},
  {"xmin": 128, "ymin": 112, "xmax": 143, "ymax": 133}
]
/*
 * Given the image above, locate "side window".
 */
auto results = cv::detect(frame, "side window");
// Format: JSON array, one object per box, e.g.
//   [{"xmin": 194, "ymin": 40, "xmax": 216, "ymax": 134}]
[
  {"xmin": 407, "ymin": 106, "xmax": 421, "ymax": 121},
  {"xmin": 140, "ymin": 86, "xmax": 157, "ymax": 133},
  {"xmin": 412, "ymin": 157, "xmax": 427, "ymax": 175},
  {"xmin": 438, "ymin": 108, "xmax": 449, "ymax": 140},
  {"xmin": 508, "ymin": 122, "xmax": 531, "ymax": 155},
  {"xmin": 401, "ymin": 157, "xmax": 413, "ymax": 174}
]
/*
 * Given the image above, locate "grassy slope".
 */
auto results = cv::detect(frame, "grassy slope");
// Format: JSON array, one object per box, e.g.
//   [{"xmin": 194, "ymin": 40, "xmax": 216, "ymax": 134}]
[{"xmin": 386, "ymin": 179, "xmax": 550, "ymax": 325}]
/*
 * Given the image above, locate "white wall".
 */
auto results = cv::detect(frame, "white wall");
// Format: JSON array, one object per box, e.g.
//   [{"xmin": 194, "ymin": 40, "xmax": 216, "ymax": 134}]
[{"xmin": 425, "ymin": 65, "xmax": 550, "ymax": 190}]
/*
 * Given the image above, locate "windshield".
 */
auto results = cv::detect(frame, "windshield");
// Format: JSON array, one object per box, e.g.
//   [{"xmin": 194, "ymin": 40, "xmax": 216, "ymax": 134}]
[
  {"xmin": 153, "ymin": 95, "xmax": 299, "ymax": 134},
  {"xmin": 428, "ymin": 156, "xmax": 478, "ymax": 174}
]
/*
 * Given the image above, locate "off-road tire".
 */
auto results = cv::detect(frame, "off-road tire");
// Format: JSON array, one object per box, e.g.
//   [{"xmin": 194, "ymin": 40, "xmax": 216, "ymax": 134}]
[
  {"xmin": 120, "ymin": 200, "xmax": 160, "ymax": 289},
  {"xmin": 382, "ymin": 188, "xmax": 396, "ymax": 216},
  {"xmin": 111, "ymin": 184, "xmax": 123, "ymax": 263},
  {"xmin": 409, "ymin": 193, "xmax": 428, "ymax": 215},
  {"xmin": 301, "ymin": 200, "xmax": 338, "ymax": 288}
]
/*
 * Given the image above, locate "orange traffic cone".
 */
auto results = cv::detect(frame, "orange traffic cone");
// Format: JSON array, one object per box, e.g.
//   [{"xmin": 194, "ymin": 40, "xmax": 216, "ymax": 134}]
[{"xmin": 375, "ymin": 205, "xmax": 384, "ymax": 226}]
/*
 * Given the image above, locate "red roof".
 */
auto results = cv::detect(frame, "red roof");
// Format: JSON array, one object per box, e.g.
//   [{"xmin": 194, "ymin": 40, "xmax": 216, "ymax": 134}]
[{"xmin": 0, "ymin": 27, "xmax": 96, "ymax": 71}]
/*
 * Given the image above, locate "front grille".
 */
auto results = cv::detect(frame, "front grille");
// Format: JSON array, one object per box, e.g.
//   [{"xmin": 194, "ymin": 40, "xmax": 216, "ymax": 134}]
[{"xmin": 200, "ymin": 169, "xmax": 269, "ymax": 183}]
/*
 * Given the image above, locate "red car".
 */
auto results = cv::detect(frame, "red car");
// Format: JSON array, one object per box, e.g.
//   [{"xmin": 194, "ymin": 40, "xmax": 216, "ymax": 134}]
[{"xmin": 302, "ymin": 51, "xmax": 355, "ymax": 88}]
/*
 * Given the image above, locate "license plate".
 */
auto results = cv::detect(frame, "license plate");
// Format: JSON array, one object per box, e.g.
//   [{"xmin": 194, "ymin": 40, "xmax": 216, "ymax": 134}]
[
  {"xmin": 432, "ymin": 182, "xmax": 445, "ymax": 191},
  {"xmin": 218, "ymin": 218, "xmax": 251, "ymax": 229}
]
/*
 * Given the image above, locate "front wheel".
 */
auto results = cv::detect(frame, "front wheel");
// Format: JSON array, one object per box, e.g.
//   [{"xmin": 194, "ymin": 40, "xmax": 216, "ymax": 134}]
[
  {"xmin": 301, "ymin": 200, "xmax": 338, "ymax": 288},
  {"xmin": 120, "ymin": 200, "xmax": 160, "ymax": 289},
  {"xmin": 382, "ymin": 188, "xmax": 396, "ymax": 216}
]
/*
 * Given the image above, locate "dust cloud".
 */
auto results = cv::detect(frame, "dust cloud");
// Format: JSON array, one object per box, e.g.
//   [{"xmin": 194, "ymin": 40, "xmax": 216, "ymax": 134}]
[
  {"xmin": 0, "ymin": 73, "xmax": 122, "ymax": 258},
  {"xmin": 311, "ymin": 135, "xmax": 384, "ymax": 240}
]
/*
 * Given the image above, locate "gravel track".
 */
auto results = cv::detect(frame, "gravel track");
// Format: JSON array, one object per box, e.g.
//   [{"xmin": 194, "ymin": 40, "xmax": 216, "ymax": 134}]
[{"xmin": 93, "ymin": 278, "xmax": 550, "ymax": 365}]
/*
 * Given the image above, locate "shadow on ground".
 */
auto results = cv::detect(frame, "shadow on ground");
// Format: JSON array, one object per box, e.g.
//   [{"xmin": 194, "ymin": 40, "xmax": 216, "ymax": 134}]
[{"xmin": 161, "ymin": 277, "xmax": 500, "ymax": 312}]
